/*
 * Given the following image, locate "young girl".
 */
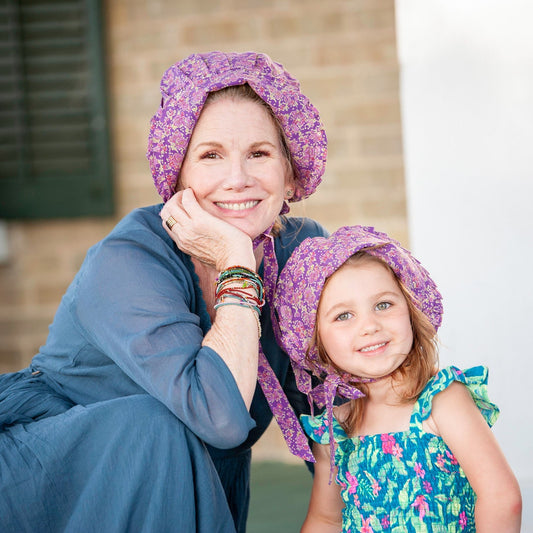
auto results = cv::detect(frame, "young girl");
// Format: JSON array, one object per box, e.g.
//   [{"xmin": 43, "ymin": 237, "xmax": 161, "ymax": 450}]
[{"xmin": 273, "ymin": 225, "xmax": 521, "ymax": 533}]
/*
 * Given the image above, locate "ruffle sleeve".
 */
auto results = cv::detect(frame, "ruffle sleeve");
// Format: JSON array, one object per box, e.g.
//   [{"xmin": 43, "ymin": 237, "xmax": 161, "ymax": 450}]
[
  {"xmin": 415, "ymin": 365, "xmax": 500, "ymax": 427},
  {"xmin": 300, "ymin": 411, "xmax": 349, "ymax": 445}
]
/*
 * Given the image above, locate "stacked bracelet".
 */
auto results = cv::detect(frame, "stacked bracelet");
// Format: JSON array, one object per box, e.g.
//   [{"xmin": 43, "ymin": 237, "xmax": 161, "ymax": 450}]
[{"xmin": 214, "ymin": 266, "xmax": 265, "ymax": 337}]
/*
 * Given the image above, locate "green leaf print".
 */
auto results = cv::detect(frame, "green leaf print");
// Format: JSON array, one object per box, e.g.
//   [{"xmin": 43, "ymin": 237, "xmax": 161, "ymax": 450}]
[
  {"xmin": 393, "ymin": 455, "xmax": 408, "ymax": 476},
  {"xmin": 411, "ymin": 515, "xmax": 429, "ymax": 533},
  {"xmin": 450, "ymin": 496, "xmax": 461, "ymax": 516},
  {"xmin": 370, "ymin": 447, "xmax": 379, "ymax": 468},
  {"xmin": 398, "ymin": 487, "xmax": 409, "ymax": 510}
]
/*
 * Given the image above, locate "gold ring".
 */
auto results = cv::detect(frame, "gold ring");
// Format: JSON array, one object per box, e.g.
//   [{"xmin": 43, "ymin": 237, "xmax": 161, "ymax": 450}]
[{"xmin": 165, "ymin": 216, "xmax": 177, "ymax": 230}]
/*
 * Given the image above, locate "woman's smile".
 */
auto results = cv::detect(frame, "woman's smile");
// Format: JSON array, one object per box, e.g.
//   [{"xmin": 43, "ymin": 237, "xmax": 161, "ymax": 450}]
[{"xmin": 215, "ymin": 200, "xmax": 260, "ymax": 211}]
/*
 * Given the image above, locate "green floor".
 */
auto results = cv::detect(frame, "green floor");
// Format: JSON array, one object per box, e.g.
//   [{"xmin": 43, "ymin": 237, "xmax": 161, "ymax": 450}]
[{"xmin": 247, "ymin": 461, "xmax": 312, "ymax": 533}]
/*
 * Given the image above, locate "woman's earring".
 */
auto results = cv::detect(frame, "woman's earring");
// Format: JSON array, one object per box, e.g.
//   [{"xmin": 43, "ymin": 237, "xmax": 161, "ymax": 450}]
[{"xmin": 285, "ymin": 189, "xmax": 294, "ymax": 199}]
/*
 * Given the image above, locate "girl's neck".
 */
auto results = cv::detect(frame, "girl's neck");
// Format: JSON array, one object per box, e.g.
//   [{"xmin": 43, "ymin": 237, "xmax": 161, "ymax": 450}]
[
  {"xmin": 352, "ymin": 375, "xmax": 414, "ymax": 437},
  {"xmin": 366, "ymin": 374, "xmax": 404, "ymax": 405}
]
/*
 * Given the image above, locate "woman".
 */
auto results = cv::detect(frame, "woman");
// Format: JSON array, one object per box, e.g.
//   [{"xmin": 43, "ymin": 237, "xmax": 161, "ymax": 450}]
[{"xmin": 0, "ymin": 52, "xmax": 328, "ymax": 532}]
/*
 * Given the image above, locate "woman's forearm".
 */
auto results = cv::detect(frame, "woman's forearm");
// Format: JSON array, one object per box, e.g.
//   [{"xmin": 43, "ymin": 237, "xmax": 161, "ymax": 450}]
[{"xmin": 203, "ymin": 303, "xmax": 259, "ymax": 409}]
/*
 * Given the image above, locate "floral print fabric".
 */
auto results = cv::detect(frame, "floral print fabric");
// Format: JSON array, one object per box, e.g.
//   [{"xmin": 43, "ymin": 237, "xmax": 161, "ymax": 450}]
[
  {"xmin": 147, "ymin": 51, "xmax": 327, "ymax": 203},
  {"xmin": 301, "ymin": 366, "xmax": 499, "ymax": 532}
]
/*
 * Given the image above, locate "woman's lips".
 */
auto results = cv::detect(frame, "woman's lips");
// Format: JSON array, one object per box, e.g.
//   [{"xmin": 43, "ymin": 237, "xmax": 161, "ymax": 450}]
[{"xmin": 215, "ymin": 200, "xmax": 259, "ymax": 211}]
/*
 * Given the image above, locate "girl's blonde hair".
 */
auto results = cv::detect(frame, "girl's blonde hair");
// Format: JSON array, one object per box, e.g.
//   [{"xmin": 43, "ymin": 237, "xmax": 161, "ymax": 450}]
[{"xmin": 307, "ymin": 251, "xmax": 439, "ymax": 436}]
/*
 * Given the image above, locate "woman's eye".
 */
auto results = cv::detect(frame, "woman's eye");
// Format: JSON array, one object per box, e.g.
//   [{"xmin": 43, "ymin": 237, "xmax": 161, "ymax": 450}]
[
  {"xmin": 250, "ymin": 150, "xmax": 269, "ymax": 158},
  {"xmin": 200, "ymin": 151, "xmax": 219, "ymax": 160},
  {"xmin": 335, "ymin": 312, "xmax": 352, "ymax": 321},
  {"xmin": 376, "ymin": 302, "xmax": 391, "ymax": 311}
]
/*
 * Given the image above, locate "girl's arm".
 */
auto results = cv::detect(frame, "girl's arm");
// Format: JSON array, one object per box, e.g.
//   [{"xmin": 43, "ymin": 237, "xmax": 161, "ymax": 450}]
[
  {"xmin": 301, "ymin": 442, "xmax": 344, "ymax": 533},
  {"xmin": 432, "ymin": 381, "xmax": 522, "ymax": 532}
]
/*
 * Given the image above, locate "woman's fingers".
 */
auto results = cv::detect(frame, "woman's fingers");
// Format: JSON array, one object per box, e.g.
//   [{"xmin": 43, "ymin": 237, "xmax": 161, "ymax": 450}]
[{"xmin": 159, "ymin": 189, "xmax": 254, "ymax": 270}]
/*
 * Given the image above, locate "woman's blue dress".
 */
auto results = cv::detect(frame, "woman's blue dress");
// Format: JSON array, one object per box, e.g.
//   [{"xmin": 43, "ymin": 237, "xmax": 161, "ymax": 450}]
[{"xmin": 0, "ymin": 205, "xmax": 327, "ymax": 532}]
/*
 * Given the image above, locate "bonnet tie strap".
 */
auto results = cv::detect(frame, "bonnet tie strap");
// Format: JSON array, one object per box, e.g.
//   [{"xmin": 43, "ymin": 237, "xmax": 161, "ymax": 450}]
[{"xmin": 254, "ymin": 231, "xmax": 314, "ymax": 463}]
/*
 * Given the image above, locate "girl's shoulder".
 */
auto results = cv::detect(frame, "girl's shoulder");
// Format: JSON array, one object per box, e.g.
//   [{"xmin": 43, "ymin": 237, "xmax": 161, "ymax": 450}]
[{"xmin": 413, "ymin": 365, "xmax": 500, "ymax": 429}]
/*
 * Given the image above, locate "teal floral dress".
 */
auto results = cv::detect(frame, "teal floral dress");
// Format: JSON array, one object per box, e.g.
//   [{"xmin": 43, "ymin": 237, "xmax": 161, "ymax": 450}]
[{"xmin": 301, "ymin": 366, "xmax": 499, "ymax": 533}]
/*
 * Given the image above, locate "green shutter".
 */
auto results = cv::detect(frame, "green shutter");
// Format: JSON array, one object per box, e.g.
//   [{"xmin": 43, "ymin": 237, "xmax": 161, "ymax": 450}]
[{"xmin": 0, "ymin": 0, "xmax": 113, "ymax": 219}]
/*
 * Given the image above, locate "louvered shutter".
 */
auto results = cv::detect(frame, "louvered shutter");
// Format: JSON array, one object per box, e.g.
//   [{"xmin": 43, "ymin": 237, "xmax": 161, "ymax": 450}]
[{"xmin": 0, "ymin": 0, "xmax": 113, "ymax": 219}]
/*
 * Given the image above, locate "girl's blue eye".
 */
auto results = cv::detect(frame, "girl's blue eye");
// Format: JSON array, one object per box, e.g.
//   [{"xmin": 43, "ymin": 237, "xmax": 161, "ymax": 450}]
[
  {"xmin": 376, "ymin": 302, "xmax": 391, "ymax": 311},
  {"xmin": 335, "ymin": 312, "xmax": 351, "ymax": 321},
  {"xmin": 201, "ymin": 151, "xmax": 218, "ymax": 159}
]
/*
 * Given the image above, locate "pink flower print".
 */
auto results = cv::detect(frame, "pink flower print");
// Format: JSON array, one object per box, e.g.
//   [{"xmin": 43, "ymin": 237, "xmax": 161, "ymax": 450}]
[
  {"xmin": 414, "ymin": 462, "xmax": 425, "ymax": 479},
  {"xmin": 381, "ymin": 434, "xmax": 396, "ymax": 454},
  {"xmin": 315, "ymin": 417, "xmax": 328, "ymax": 437},
  {"xmin": 346, "ymin": 471, "xmax": 358, "ymax": 494},
  {"xmin": 352, "ymin": 493, "xmax": 361, "ymax": 508},
  {"xmin": 371, "ymin": 479, "xmax": 381, "ymax": 497},
  {"xmin": 411, "ymin": 495, "xmax": 429, "ymax": 520},
  {"xmin": 315, "ymin": 425, "xmax": 326, "ymax": 437},
  {"xmin": 423, "ymin": 480, "xmax": 433, "ymax": 493},
  {"xmin": 459, "ymin": 511, "xmax": 468, "ymax": 530},
  {"xmin": 446, "ymin": 449, "xmax": 459, "ymax": 465},
  {"xmin": 436, "ymin": 453, "xmax": 449, "ymax": 473},
  {"xmin": 391, "ymin": 442, "xmax": 403, "ymax": 459},
  {"xmin": 381, "ymin": 515, "xmax": 390, "ymax": 529},
  {"xmin": 361, "ymin": 517, "xmax": 374, "ymax": 533}
]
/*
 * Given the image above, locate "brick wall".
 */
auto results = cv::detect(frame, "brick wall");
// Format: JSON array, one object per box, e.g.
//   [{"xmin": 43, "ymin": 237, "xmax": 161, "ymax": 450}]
[{"xmin": 0, "ymin": 0, "xmax": 405, "ymax": 456}]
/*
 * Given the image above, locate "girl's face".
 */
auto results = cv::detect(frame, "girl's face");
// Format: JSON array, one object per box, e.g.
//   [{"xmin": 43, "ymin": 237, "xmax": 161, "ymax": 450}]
[
  {"xmin": 317, "ymin": 258, "xmax": 414, "ymax": 380},
  {"xmin": 180, "ymin": 97, "xmax": 292, "ymax": 240}
]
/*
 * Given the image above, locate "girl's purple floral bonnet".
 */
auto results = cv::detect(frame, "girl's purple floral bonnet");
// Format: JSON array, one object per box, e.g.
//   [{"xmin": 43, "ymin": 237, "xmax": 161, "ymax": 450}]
[
  {"xmin": 273, "ymin": 225, "xmax": 443, "ymax": 406},
  {"xmin": 146, "ymin": 51, "xmax": 327, "ymax": 204}
]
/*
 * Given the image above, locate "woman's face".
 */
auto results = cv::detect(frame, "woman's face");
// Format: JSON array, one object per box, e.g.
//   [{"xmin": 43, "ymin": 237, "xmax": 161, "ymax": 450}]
[{"xmin": 179, "ymin": 97, "xmax": 293, "ymax": 240}]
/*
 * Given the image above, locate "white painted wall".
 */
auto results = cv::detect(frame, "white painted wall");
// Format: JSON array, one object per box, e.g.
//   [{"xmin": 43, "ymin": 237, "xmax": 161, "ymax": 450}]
[{"xmin": 395, "ymin": 0, "xmax": 533, "ymax": 526}]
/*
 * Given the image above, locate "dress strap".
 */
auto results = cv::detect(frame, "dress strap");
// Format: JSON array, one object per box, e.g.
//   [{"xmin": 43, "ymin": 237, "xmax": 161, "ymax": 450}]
[{"xmin": 409, "ymin": 365, "xmax": 500, "ymax": 433}]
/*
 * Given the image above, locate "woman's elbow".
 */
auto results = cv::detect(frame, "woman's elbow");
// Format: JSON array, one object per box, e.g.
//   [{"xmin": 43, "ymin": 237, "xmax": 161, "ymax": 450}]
[{"xmin": 199, "ymin": 411, "xmax": 254, "ymax": 449}]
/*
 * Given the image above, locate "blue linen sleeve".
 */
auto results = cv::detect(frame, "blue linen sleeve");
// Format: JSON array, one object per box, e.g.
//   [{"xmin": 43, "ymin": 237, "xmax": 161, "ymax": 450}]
[{"xmin": 71, "ymin": 225, "xmax": 255, "ymax": 449}]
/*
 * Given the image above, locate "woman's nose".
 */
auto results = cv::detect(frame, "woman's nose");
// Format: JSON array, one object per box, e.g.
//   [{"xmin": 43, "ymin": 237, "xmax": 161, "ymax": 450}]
[{"xmin": 223, "ymin": 158, "xmax": 252, "ymax": 190}]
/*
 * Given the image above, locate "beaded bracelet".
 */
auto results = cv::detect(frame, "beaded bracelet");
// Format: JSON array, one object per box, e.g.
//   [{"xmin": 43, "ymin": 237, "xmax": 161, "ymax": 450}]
[
  {"xmin": 216, "ymin": 266, "xmax": 264, "ymax": 298},
  {"xmin": 215, "ymin": 284, "xmax": 265, "ymax": 310},
  {"xmin": 214, "ymin": 295, "xmax": 262, "ymax": 337},
  {"xmin": 214, "ymin": 265, "xmax": 264, "ymax": 337}
]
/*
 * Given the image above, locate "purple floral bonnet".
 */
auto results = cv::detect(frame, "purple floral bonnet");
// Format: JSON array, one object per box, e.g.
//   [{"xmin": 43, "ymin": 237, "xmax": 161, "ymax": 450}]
[
  {"xmin": 146, "ymin": 51, "xmax": 327, "ymax": 205},
  {"xmin": 273, "ymin": 225, "xmax": 443, "ymax": 415},
  {"xmin": 146, "ymin": 52, "xmax": 328, "ymax": 463}
]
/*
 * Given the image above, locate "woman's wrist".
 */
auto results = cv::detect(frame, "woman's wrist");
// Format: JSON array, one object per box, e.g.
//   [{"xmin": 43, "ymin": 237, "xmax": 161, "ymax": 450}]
[
  {"xmin": 214, "ymin": 266, "xmax": 265, "ymax": 337},
  {"xmin": 216, "ymin": 241, "xmax": 256, "ymax": 272}
]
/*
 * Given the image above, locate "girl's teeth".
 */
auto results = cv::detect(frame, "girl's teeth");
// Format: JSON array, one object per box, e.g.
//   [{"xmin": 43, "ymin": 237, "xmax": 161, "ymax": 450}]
[
  {"xmin": 217, "ymin": 201, "xmax": 258, "ymax": 210},
  {"xmin": 360, "ymin": 342, "xmax": 386, "ymax": 353}
]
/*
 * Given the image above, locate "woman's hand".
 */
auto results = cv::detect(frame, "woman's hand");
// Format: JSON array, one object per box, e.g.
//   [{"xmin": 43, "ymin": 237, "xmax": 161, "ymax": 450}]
[{"xmin": 160, "ymin": 188, "xmax": 255, "ymax": 271}]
